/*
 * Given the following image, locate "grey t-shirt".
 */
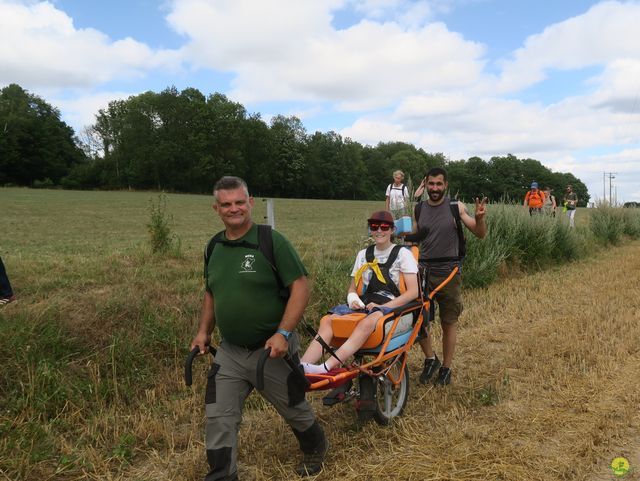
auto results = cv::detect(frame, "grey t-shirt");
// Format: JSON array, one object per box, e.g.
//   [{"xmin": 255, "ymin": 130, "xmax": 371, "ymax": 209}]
[{"xmin": 415, "ymin": 197, "xmax": 461, "ymax": 274}]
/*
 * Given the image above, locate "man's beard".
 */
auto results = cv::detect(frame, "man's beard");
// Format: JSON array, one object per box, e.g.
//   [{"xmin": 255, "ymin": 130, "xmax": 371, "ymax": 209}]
[{"xmin": 428, "ymin": 190, "xmax": 444, "ymax": 202}]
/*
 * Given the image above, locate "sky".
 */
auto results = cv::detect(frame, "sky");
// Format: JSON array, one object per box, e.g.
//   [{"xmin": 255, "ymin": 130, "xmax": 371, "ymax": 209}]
[{"xmin": 1, "ymin": 0, "xmax": 639, "ymax": 203}]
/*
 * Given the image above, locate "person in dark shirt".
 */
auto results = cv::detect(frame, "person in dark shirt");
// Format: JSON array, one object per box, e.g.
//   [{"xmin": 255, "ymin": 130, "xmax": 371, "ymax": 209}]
[{"xmin": 409, "ymin": 167, "xmax": 487, "ymax": 385}]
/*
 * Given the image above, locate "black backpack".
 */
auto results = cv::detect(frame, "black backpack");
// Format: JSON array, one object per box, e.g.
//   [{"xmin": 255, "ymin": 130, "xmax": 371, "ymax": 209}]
[
  {"xmin": 204, "ymin": 224, "xmax": 289, "ymax": 299},
  {"xmin": 414, "ymin": 199, "xmax": 466, "ymax": 261}
]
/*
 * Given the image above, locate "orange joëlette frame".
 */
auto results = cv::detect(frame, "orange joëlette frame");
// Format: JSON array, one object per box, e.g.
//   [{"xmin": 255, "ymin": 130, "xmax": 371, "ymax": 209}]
[{"xmin": 305, "ymin": 265, "xmax": 459, "ymax": 391}]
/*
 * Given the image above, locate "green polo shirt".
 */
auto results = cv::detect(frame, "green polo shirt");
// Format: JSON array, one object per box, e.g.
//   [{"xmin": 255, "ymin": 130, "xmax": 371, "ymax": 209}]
[{"xmin": 204, "ymin": 224, "xmax": 307, "ymax": 348}]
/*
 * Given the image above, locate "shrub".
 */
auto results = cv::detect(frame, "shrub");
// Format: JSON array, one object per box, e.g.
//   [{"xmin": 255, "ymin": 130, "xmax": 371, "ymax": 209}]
[
  {"xmin": 621, "ymin": 208, "xmax": 640, "ymax": 239},
  {"xmin": 464, "ymin": 234, "xmax": 507, "ymax": 288},
  {"xmin": 147, "ymin": 193, "xmax": 180, "ymax": 255},
  {"xmin": 590, "ymin": 205, "xmax": 624, "ymax": 245}
]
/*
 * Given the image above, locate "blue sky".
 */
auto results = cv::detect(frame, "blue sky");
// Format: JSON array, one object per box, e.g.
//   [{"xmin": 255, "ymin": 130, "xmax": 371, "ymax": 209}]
[{"xmin": 2, "ymin": 0, "xmax": 639, "ymax": 202}]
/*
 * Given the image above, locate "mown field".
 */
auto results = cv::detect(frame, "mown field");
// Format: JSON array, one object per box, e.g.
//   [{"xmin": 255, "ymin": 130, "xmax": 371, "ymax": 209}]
[{"xmin": 1, "ymin": 187, "xmax": 639, "ymax": 481}]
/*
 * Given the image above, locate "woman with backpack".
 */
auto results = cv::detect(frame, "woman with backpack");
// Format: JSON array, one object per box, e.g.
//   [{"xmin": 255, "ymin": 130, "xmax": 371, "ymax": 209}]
[{"xmin": 385, "ymin": 170, "xmax": 409, "ymax": 219}]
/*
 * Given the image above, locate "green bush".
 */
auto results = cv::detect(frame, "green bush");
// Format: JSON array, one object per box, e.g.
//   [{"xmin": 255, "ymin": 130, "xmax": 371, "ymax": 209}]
[
  {"xmin": 590, "ymin": 205, "xmax": 625, "ymax": 245},
  {"xmin": 461, "ymin": 204, "xmax": 586, "ymax": 287},
  {"xmin": 147, "ymin": 193, "xmax": 180, "ymax": 255},
  {"xmin": 464, "ymin": 234, "xmax": 507, "ymax": 288},
  {"xmin": 622, "ymin": 208, "xmax": 640, "ymax": 238}
]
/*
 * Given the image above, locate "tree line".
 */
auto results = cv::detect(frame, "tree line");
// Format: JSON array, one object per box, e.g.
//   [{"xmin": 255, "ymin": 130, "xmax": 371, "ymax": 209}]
[{"xmin": 0, "ymin": 83, "xmax": 589, "ymax": 205}]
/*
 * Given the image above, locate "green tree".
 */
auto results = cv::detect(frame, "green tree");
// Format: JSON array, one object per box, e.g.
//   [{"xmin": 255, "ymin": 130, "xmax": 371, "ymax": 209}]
[
  {"xmin": 268, "ymin": 115, "xmax": 307, "ymax": 198},
  {"xmin": 0, "ymin": 84, "xmax": 85, "ymax": 185}
]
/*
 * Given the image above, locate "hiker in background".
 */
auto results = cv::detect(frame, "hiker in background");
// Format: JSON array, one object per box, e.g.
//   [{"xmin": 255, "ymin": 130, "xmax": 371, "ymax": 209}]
[
  {"xmin": 563, "ymin": 184, "xmax": 578, "ymax": 228},
  {"xmin": 385, "ymin": 170, "xmax": 409, "ymax": 220},
  {"xmin": 190, "ymin": 176, "xmax": 328, "ymax": 479},
  {"xmin": 0, "ymin": 256, "xmax": 16, "ymax": 307},
  {"xmin": 403, "ymin": 167, "xmax": 487, "ymax": 386},
  {"xmin": 543, "ymin": 187, "xmax": 557, "ymax": 217},
  {"xmin": 523, "ymin": 182, "xmax": 545, "ymax": 215}
]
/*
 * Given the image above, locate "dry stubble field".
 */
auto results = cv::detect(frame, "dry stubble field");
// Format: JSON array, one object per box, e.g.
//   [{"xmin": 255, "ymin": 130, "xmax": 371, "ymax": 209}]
[{"xmin": 126, "ymin": 242, "xmax": 640, "ymax": 481}]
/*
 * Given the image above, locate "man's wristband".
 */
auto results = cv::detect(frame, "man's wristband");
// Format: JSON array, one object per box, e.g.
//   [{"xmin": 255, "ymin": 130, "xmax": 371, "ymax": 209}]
[{"xmin": 276, "ymin": 328, "xmax": 292, "ymax": 341}]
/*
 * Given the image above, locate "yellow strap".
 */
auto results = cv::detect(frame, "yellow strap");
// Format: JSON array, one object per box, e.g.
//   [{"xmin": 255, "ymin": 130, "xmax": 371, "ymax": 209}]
[{"xmin": 354, "ymin": 259, "xmax": 386, "ymax": 287}]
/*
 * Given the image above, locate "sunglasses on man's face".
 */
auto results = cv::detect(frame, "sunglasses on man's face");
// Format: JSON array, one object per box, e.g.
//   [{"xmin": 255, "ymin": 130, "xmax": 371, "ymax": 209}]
[{"xmin": 368, "ymin": 222, "xmax": 393, "ymax": 231}]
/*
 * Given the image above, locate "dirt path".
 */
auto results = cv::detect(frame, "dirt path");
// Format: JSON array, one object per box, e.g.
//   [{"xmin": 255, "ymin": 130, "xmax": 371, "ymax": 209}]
[{"xmin": 127, "ymin": 241, "xmax": 640, "ymax": 481}]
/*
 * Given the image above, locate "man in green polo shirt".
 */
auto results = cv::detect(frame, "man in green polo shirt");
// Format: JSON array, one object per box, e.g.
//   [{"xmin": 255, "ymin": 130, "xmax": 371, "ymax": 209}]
[{"xmin": 190, "ymin": 176, "xmax": 327, "ymax": 480}]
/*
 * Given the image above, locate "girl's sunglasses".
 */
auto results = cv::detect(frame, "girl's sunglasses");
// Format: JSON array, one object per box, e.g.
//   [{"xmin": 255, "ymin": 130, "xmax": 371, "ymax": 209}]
[{"xmin": 368, "ymin": 222, "xmax": 393, "ymax": 231}]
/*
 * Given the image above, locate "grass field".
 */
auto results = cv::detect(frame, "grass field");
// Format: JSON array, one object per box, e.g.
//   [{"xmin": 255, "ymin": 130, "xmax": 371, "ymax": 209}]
[{"xmin": 1, "ymin": 187, "xmax": 639, "ymax": 481}]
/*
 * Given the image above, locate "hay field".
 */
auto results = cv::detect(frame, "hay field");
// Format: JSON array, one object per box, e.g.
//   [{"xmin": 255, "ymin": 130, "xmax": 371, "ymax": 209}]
[
  {"xmin": 1, "ymin": 188, "xmax": 638, "ymax": 481},
  {"xmin": 123, "ymin": 242, "xmax": 640, "ymax": 481}
]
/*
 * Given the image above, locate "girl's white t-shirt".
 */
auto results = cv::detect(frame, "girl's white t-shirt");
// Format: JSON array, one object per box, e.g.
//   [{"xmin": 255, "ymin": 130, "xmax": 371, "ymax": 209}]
[{"xmin": 350, "ymin": 244, "xmax": 418, "ymax": 297}]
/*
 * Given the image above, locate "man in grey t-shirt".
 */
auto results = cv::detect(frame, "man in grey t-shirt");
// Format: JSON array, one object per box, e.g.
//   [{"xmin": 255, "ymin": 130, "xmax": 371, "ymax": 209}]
[{"xmin": 409, "ymin": 167, "xmax": 487, "ymax": 385}]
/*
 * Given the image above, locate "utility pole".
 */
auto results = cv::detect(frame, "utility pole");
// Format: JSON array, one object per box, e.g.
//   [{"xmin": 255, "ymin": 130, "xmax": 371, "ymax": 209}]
[
  {"xmin": 604, "ymin": 172, "xmax": 617, "ymax": 206},
  {"xmin": 610, "ymin": 173, "xmax": 614, "ymax": 206}
]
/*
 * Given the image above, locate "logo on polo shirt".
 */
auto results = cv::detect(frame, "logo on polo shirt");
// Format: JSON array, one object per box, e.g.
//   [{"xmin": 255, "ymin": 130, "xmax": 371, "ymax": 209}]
[{"xmin": 240, "ymin": 254, "xmax": 256, "ymax": 273}]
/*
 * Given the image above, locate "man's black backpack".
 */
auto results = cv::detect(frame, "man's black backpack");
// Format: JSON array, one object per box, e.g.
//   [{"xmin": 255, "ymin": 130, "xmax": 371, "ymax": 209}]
[{"xmin": 204, "ymin": 224, "xmax": 289, "ymax": 299}]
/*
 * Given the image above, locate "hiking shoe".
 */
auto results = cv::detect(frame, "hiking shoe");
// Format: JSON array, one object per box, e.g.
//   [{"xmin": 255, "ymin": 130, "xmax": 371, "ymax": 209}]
[
  {"xmin": 295, "ymin": 437, "xmax": 328, "ymax": 476},
  {"xmin": 0, "ymin": 295, "xmax": 16, "ymax": 307},
  {"xmin": 419, "ymin": 356, "xmax": 441, "ymax": 384},
  {"xmin": 322, "ymin": 379, "xmax": 352, "ymax": 406},
  {"xmin": 435, "ymin": 366, "xmax": 451, "ymax": 386}
]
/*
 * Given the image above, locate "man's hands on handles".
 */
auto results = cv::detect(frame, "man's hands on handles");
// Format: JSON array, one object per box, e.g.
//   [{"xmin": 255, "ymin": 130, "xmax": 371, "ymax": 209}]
[
  {"xmin": 265, "ymin": 332, "xmax": 288, "ymax": 359},
  {"xmin": 191, "ymin": 331, "xmax": 211, "ymax": 355}
]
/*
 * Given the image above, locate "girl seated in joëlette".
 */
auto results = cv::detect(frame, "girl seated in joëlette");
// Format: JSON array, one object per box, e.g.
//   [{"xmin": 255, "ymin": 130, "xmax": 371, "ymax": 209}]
[{"xmin": 301, "ymin": 210, "xmax": 419, "ymax": 374}]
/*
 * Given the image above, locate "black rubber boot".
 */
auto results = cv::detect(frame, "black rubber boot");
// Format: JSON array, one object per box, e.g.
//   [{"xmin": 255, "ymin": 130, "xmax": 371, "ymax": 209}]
[
  {"xmin": 292, "ymin": 421, "xmax": 328, "ymax": 476},
  {"xmin": 204, "ymin": 447, "xmax": 237, "ymax": 481}
]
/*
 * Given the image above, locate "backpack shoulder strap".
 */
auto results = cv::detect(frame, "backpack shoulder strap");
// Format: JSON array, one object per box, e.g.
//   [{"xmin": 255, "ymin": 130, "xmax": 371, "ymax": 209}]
[
  {"xmin": 403, "ymin": 184, "xmax": 408, "ymax": 197},
  {"xmin": 204, "ymin": 230, "xmax": 225, "ymax": 266},
  {"xmin": 382, "ymin": 244, "xmax": 402, "ymax": 267},
  {"xmin": 365, "ymin": 244, "xmax": 375, "ymax": 263},
  {"xmin": 380, "ymin": 245, "xmax": 402, "ymax": 296},
  {"xmin": 257, "ymin": 224, "xmax": 275, "ymax": 267},
  {"xmin": 257, "ymin": 224, "xmax": 289, "ymax": 299},
  {"xmin": 449, "ymin": 200, "xmax": 466, "ymax": 259}
]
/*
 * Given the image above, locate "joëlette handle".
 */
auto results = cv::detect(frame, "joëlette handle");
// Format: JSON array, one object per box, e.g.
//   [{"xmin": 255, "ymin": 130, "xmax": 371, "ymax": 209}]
[{"xmin": 184, "ymin": 345, "xmax": 216, "ymax": 386}]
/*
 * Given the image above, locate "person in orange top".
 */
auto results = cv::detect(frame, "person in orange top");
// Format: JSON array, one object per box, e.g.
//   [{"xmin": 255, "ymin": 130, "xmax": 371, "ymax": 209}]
[{"xmin": 523, "ymin": 182, "xmax": 546, "ymax": 215}]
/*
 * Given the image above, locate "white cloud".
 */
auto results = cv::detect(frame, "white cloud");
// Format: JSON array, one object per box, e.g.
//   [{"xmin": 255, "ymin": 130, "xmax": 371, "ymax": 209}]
[
  {"xmin": 590, "ymin": 58, "xmax": 640, "ymax": 114},
  {"xmin": 166, "ymin": 0, "xmax": 485, "ymax": 106},
  {"xmin": 340, "ymin": 116, "xmax": 419, "ymax": 145},
  {"xmin": 496, "ymin": 1, "xmax": 640, "ymax": 93},
  {"xmin": 0, "ymin": 1, "xmax": 181, "ymax": 89}
]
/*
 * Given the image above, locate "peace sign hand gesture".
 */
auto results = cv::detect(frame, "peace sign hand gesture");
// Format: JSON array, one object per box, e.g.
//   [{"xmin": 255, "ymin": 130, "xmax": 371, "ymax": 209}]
[{"xmin": 474, "ymin": 197, "xmax": 488, "ymax": 220}]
